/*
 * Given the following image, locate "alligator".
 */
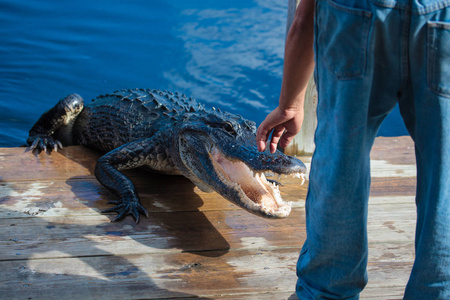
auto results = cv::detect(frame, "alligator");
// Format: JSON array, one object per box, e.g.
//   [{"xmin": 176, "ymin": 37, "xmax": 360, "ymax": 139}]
[{"xmin": 27, "ymin": 89, "xmax": 307, "ymax": 223}]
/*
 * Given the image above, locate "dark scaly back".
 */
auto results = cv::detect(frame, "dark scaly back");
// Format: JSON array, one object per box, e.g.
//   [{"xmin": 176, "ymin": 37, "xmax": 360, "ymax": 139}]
[{"xmin": 73, "ymin": 88, "xmax": 205, "ymax": 152}]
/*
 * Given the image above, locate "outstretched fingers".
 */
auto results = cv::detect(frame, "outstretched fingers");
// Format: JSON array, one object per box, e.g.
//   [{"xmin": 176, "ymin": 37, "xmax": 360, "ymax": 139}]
[
  {"xmin": 279, "ymin": 130, "xmax": 297, "ymax": 149},
  {"xmin": 256, "ymin": 110, "xmax": 284, "ymax": 152},
  {"xmin": 256, "ymin": 125, "xmax": 271, "ymax": 152},
  {"xmin": 257, "ymin": 106, "xmax": 305, "ymax": 153},
  {"xmin": 257, "ymin": 106, "xmax": 302, "ymax": 153},
  {"xmin": 269, "ymin": 125, "xmax": 286, "ymax": 154}
]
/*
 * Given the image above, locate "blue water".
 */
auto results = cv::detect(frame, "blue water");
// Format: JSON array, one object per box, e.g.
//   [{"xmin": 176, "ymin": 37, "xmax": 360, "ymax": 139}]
[{"xmin": 0, "ymin": 0, "xmax": 407, "ymax": 147}]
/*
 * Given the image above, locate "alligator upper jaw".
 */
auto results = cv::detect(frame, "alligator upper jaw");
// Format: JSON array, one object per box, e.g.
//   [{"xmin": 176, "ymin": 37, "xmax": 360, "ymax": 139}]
[
  {"xmin": 177, "ymin": 131, "xmax": 305, "ymax": 218},
  {"xmin": 208, "ymin": 147, "xmax": 305, "ymax": 218}
]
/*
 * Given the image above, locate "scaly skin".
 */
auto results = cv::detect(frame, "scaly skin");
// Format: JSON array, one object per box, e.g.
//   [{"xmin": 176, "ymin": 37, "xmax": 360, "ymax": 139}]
[{"xmin": 27, "ymin": 89, "xmax": 307, "ymax": 223}]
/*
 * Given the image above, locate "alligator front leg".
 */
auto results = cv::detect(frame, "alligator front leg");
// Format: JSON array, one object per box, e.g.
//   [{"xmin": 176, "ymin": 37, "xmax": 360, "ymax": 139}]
[
  {"xmin": 94, "ymin": 139, "xmax": 158, "ymax": 223},
  {"xmin": 27, "ymin": 94, "xmax": 84, "ymax": 152}
]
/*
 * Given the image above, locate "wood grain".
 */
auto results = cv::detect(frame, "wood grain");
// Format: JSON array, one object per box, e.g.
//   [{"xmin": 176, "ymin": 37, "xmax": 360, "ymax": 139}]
[{"xmin": 0, "ymin": 136, "xmax": 417, "ymax": 299}]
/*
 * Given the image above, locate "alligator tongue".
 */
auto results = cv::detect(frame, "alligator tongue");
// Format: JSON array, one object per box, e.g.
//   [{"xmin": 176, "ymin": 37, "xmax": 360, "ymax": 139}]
[{"xmin": 211, "ymin": 148, "xmax": 281, "ymax": 211}]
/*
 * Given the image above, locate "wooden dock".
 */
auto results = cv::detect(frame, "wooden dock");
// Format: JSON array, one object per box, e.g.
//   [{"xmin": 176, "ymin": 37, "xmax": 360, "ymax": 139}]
[{"xmin": 0, "ymin": 136, "xmax": 416, "ymax": 299}]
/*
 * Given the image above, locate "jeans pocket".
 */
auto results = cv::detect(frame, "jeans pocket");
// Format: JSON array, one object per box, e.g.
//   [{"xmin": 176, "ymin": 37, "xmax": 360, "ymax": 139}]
[
  {"xmin": 428, "ymin": 21, "xmax": 450, "ymax": 98},
  {"xmin": 316, "ymin": 0, "xmax": 372, "ymax": 80}
]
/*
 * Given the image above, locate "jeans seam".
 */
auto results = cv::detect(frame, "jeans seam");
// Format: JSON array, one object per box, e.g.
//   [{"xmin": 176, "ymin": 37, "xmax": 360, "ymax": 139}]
[
  {"xmin": 326, "ymin": 0, "xmax": 372, "ymax": 17},
  {"xmin": 318, "ymin": 0, "xmax": 372, "ymax": 80},
  {"xmin": 400, "ymin": 9, "xmax": 410, "ymax": 92},
  {"xmin": 427, "ymin": 21, "xmax": 450, "ymax": 98},
  {"xmin": 428, "ymin": 22, "xmax": 435, "ymax": 95}
]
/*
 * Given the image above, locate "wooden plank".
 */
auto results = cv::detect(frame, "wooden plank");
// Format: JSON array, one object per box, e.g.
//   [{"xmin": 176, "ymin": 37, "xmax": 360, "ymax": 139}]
[
  {"xmin": 1, "ymin": 206, "xmax": 416, "ymax": 262},
  {"xmin": 370, "ymin": 177, "xmax": 416, "ymax": 197},
  {"xmin": 0, "ymin": 149, "xmax": 414, "ymax": 220},
  {"xmin": 1, "ymin": 186, "xmax": 416, "ymax": 262},
  {"xmin": 0, "ymin": 135, "xmax": 418, "ymax": 300},
  {"xmin": 0, "ymin": 209, "xmax": 306, "ymax": 261},
  {"xmin": 370, "ymin": 136, "xmax": 415, "ymax": 165},
  {"xmin": 0, "ymin": 137, "xmax": 415, "ymax": 181},
  {"xmin": 0, "ymin": 147, "xmax": 97, "ymax": 182},
  {"xmin": 0, "ymin": 174, "xmax": 415, "ymax": 219},
  {"xmin": 0, "ymin": 248, "xmax": 298, "ymax": 300},
  {"xmin": 217, "ymin": 292, "xmax": 299, "ymax": 299},
  {"xmin": 0, "ymin": 246, "xmax": 413, "ymax": 300},
  {"xmin": 0, "ymin": 146, "xmax": 308, "ymax": 221},
  {"xmin": 0, "ymin": 178, "xmax": 308, "ymax": 219},
  {"xmin": 0, "ymin": 142, "xmax": 415, "ymax": 215}
]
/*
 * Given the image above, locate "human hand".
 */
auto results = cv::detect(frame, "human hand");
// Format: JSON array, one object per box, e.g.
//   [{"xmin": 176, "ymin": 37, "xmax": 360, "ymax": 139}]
[{"xmin": 256, "ymin": 107, "xmax": 304, "ymax": 153}]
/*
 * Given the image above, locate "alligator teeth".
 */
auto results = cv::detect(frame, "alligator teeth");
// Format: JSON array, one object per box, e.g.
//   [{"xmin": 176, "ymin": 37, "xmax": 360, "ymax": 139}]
[
  {"xmin": 294, "ymin": 173, "xmax": 306, "ymax": 185},
  {"xmin": 209, "ymin": 146, "xmax": 300, "ymax": 218}
]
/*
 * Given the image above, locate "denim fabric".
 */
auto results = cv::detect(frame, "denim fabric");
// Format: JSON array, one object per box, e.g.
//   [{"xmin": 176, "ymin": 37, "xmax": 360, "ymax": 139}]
[{"xmin": 296, "ymin": 0, "xmax": 450, "ymax": 299}]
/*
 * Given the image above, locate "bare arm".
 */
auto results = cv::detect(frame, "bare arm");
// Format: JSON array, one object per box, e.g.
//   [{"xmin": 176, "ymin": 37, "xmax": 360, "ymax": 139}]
[{"xmin": 256, "ymin": 0, "xmax": 315, "ymax": 153}]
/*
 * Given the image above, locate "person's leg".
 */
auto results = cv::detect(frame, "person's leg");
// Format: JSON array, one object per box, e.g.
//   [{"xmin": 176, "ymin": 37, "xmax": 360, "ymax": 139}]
[
  {"xmin": 296, "ymin": 1, "xmax": 406, "ymax": 298},
  {"xmin": 400, "ymin": 6, "xmax": 450, "ymax": 299}
]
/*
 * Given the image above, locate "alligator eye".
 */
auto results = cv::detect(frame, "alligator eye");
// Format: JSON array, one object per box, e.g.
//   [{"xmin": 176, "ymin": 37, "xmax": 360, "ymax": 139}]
[{"xmin": 222, "ymin": 122, "xmax": 235, "ymax": 134}]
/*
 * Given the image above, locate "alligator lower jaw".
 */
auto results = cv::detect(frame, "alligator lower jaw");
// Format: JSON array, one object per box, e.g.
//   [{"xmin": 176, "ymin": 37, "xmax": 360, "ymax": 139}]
[{"xmin": 210, "ymin": 147, "xmax": 304, "ymax": 218}]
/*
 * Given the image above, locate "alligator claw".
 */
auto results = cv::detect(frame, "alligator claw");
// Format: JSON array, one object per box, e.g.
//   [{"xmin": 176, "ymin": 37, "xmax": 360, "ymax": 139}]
[
  {"xmin": 30, "ymin": 139, "xmax": 39, "ymax": 151},
  {"xmin": 27, "ymin": 135, "xmax": 63, "ymax": 153},
  {"xmin": 102, "ymin": 201, "xmax": 148, "ymax": 224}
]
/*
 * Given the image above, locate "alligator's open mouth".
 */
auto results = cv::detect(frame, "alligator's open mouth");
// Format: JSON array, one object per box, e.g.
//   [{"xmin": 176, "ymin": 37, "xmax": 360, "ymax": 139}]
[{"xmin": 209, "ymin": 147, "xmax": 305, "ymax": 218}]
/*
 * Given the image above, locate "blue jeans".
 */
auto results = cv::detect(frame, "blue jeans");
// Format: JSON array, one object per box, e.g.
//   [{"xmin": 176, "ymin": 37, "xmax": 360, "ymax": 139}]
[{"xmin": 296, "ymin": 0, "xmax": 450, "ymax": 299}]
